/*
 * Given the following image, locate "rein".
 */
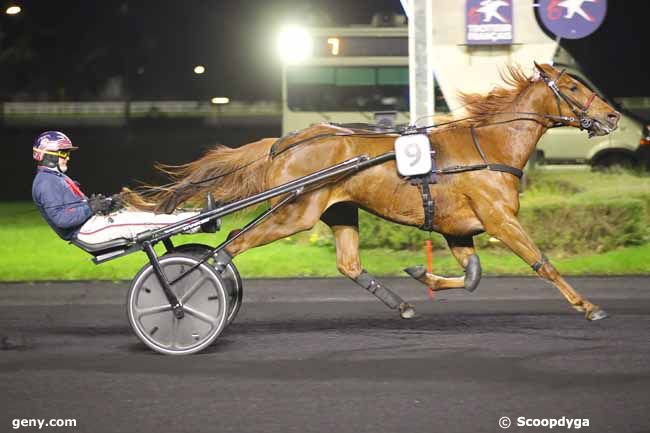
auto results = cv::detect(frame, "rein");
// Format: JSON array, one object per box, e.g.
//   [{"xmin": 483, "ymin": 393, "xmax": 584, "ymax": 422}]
[{"xmin": 272, "ymin": 108, "xmax": 577, "ymax": 159}]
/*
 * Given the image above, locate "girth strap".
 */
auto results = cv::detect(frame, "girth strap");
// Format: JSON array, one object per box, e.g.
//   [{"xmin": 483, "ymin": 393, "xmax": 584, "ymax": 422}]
[
  {"xmin": 487, "ymin": 163, "xmax": 524, "ymax": 178},
  {"xmin": 435, "ymin": 163, "xmax": 523, "ymax": 178},
  {"xmin": 418, "ymin": 176, "xmax": 435, "ymax": 232}
]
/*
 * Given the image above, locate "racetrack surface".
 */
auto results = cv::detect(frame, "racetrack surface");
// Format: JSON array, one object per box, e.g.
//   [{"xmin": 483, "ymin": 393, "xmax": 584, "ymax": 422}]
[{"xmin": 1, "ymin": 277, "xmax": 649, "ymax": 433}]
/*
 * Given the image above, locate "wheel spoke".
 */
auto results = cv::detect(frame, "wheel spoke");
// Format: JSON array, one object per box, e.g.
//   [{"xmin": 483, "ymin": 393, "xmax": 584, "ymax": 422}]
[
  {"xmin": 179, "ymin": 274, "xmax": 209, "ymax": 304},
  {"xmin": 170, "ymin": 316, "xmax": 179, "ymax": 349},
  {"xmin": 183, "ymin": 305, "xmax": 218, "ymax": 325},
  {"xmin": 135, "ymin": 304, "xmax": 172, "ymax": 319}
]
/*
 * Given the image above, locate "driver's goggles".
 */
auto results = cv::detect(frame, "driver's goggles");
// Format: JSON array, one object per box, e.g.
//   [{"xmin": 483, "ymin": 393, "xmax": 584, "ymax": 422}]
[{"xmin": 40, "ymin": 149, "xmax": 71, "ymax": 159}]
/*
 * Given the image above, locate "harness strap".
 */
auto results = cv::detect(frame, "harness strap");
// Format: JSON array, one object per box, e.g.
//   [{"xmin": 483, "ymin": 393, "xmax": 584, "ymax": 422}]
[
  {"xmin": 549, "ymin": 69, "xmax": 566, "ymax": 119},
  {"xmin": 269, "ymin": 128, "xmax": 393, "ymax": 159},
  {"xmin": 418, "ymin": 176, "xmax": 435, "ymax": 232},
  {"xmin": 469, "ymin": 126, "xmax": 524, "ymax": 179},
  {"xmin": 269, "ymin": 133, "xmax": 295, "ymax": 157},
  {"xmin": 487, "ymin": 164, "xmax": 524, "ymax": 178},
  {"xmin": 270, "ymin": 132, "xmax": 353, "ymax": 158},
  {"xmin": 470, "ymin": 127, "xmax": 489, "ymax": 164},
  {"xmin": 414, "ymin": 129, "xmax": 522, "ymax": 231}
]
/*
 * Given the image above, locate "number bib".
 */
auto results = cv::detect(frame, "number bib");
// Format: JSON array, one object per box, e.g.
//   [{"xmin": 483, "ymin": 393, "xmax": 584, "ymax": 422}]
[{"xmin": 394, "ymin": 134, "xmax": 432, "ymax": 177}]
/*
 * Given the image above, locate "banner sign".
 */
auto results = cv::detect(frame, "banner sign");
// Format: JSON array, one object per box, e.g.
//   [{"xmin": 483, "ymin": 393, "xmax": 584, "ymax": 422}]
[
  {"xmin": 466, "ymin": 0, "xmax": 514, "ymax": 45},
  {"xmin": 537, "ymin": 0, "xmax": 607, "ymax": 39}
]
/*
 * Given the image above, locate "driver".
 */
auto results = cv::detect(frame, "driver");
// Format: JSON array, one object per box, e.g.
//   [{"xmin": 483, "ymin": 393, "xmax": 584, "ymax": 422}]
[{"xmin": 31, "ymin": 131, "xmax": 215, "ymax": 245}]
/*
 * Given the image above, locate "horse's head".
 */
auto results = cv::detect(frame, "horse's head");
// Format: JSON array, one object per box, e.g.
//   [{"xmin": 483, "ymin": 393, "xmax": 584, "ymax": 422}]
[{"xmin": 532, "ymin": 62, "xmax": 620, "ymax": 137}]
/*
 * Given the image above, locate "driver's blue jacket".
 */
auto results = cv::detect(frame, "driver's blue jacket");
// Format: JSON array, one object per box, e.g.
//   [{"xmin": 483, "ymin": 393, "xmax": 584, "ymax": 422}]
[{"xmin": 32, "ymin": 167, "xmax": 93, "ymax": 240}]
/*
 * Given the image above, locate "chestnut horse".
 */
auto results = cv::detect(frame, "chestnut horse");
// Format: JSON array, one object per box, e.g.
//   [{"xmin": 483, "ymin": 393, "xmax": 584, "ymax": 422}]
[{"xmin": 124, "ymin": 63, "xmax": 620, "ymax": 321}]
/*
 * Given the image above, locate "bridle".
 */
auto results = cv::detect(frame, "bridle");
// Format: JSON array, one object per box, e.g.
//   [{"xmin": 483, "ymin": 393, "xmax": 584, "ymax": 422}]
[{"xmin": 536, "ymin": 67, "xmax": 600, "ymax": 133}]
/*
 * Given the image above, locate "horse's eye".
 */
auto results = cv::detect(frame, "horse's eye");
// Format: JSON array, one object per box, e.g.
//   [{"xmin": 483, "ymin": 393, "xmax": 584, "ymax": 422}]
[{"xmin": 570, "ymin": 85, "xmax": 578, "ymax": 92}]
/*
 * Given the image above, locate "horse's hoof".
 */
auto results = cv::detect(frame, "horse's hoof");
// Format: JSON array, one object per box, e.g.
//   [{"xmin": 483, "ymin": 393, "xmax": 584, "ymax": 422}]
[
  {"xmin": 464, "ymin": 254, "xmax": 482, "ymax": 292},
  {"xmin": 404, "ymin": 266, "xmax": 426, "ymax": 280},
  {"xmin": 587, "ymin": 308, "xmax": 609, "ymax": 321},
  {"xmin": 399, "ymin": 303, "xmax": 416, "ymax": 319}
]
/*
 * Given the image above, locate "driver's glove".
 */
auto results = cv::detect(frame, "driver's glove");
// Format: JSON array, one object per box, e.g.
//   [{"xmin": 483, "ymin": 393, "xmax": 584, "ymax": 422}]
[
  {"xmin": 107, "ymin": 194, "xmax": 124, "ymax": 213},
  {"xmin": 88, "ymin": 194, "xmax": 112, "ymax": 215}
]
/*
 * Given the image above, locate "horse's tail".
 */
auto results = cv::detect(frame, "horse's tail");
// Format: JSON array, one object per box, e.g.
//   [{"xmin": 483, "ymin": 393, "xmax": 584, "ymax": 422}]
[{"xmin": 121, "ymin": 138, "xmax": 274, "ymax": 213}]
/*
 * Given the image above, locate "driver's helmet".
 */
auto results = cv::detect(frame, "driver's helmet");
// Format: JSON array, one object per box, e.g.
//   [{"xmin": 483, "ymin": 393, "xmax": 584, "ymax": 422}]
[{"xmin": 32, "ymin": 131, "xmax": 78, "ymax": 162}]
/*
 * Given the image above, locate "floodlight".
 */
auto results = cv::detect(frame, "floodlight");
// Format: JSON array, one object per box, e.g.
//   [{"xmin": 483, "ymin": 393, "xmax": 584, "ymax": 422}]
[
  {"xmin": 6, "ymin": 5, "xmax": 21, "ymax": 15},
  {"xmin": 194, "ymin": 65, "xmax": 205, "ymax": 74},
  {"xmin": 277, "ymin": 26, "xmax": 312, "ymax": 64},
  {"xmin": 211, "ymin": 97, "xmax": 230, "ymax": 105}
]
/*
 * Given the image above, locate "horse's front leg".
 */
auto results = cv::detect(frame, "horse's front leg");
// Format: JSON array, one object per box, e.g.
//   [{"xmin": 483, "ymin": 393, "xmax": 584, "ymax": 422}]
[
  {"xmin": 474, "ymin": 204, "xmax": 607, "ymax": 321},
  {"xmin": 404, "ymin": 235, "xmax": 482, "ymax": 292}
]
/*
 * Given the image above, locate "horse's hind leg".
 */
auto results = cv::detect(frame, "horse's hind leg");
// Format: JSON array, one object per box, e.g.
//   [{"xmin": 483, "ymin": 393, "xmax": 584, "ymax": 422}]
[
  {"xmin": 404, "ymin": 235, "xmax": 482, "ymax": 292},
  {"xmin": 321, "ymin": 203, "xmax": 415, "ymax": 319},
  {"xmin": 446, "ymin": 235, "xmax": 482, "ymax": 292},
  {"xmin": 225, "ymin": 190, "xmax": 330, "ymax": 256}
]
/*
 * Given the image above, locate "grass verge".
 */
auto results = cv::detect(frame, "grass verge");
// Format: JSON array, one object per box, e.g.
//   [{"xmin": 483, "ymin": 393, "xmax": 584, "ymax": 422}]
[{"xmin": 1, "ymin": 201, "xmax": 649, "ymax": 281}]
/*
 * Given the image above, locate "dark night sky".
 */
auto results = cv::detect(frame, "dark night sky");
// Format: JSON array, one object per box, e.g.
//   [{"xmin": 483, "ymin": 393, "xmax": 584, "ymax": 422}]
[{"xmin": 0, "ymin": 0, "xmax": 647, "ymax": 102}]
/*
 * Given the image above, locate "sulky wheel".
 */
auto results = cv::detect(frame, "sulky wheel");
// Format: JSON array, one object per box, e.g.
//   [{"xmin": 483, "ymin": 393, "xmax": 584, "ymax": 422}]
[
  {"xmin": 167, "ymin": 244, "xmax": 243, "ymax": 325},
  {"xmin": 127, "ymin": 253, "xmax": 229, "ymax": 355}
]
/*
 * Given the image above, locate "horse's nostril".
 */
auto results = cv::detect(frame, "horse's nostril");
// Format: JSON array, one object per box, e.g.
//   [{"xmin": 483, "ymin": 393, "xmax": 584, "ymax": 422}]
[{"xmin": 607, "ymin": 112, "xmax": 620, "ymax": 123}]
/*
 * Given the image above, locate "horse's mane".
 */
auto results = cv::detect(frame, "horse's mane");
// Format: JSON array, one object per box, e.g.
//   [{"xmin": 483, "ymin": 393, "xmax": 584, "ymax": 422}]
[{"xmin": 457, "ymin": 65, "xmax": 533, "ymax": 126}]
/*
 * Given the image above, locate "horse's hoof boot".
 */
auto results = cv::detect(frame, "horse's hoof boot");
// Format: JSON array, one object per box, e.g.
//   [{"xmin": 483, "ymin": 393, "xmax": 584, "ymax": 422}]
[
  {"xmin": 464, "ymin": 254, "xmax": 482, "ymax": 292},
  {"xmin": 587, "ymin": 309, "xmax": 609, "ymax": 321},
  {"xmin": 399, "ymin": 303, "xmax": 416, "ymax": 319},
  {"xmin": 404, "ymin": 266, "xmax": 426, "ymax": 280}
]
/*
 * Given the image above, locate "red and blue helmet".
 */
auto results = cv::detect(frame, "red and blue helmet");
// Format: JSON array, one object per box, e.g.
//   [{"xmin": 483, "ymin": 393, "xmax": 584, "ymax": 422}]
[{"xmin": 32, "ymin": 131, "xmax": 78, "ymax": 162}]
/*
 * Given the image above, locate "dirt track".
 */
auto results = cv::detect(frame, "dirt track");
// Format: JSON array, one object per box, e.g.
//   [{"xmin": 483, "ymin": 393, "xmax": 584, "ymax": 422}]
[{"xmin": 1, "ymin": 277, "xmax": 648, "ymax": 433}]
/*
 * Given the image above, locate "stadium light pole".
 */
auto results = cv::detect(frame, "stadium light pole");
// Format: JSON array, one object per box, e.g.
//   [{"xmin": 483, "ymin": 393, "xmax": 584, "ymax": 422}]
[{"xmin": 403, "ymin": 0, "xmax": 435, "ymax": 127}]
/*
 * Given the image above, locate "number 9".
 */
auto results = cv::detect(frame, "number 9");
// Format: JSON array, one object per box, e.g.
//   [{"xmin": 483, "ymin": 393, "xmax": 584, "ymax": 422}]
[{"xmin": 405, "ymin": 142, "xmax": 421, "ymax": 167}]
